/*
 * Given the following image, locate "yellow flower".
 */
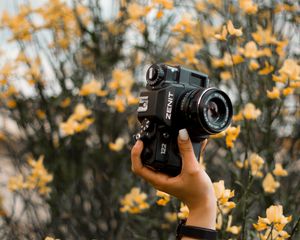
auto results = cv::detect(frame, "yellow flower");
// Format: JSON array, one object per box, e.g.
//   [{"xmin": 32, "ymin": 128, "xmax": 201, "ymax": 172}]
[
  {"xmin": 213, "ymin": 180, "xmax": 235, "ymax": 214},
  {"xmin": 279, "ymin": 59, "xmax": 300, "ymax": 81},
  {"xmin": 275, "ymin": 3, "xmax": 299, "ymax": 13},
  {"xmin": 273, "ymin": 163, "xmax": 288, "ymax": 177},
  {"xmin": 109, "ymin": 69, "xmax": 134, "ymax": 91},
  {"xmin": 156, "ymin": 190, "xmax": 170, "ymax": 206},
  {"xmin": 173, "ymin": 43, "xmax": 202, "ymax": 65},
  {"xmin": 220, "ymin": 71, "xmax": 232, "ymax": 81},
  {"xmin": 109, "ymin": 137, "xmax": 125, "ymax": 152},
  {"xmin": 0, "ymin": 132, "xmax": 5, "ymax": 141},
  {"xmin": 60, "ymin": 97, "xmax": 71, "ymax": 108},
  {"xmin": 240, "ymin": 41, "xmax": 271, "ymax": 59},
  {"xmin": 226, "ymin": 215, "xmax": 241, "ymax": 235},
  {"xmin": 8, "ymin": 175, "xmax": 26, "ymax": 191},
  {"xmin": 74, "ymin": 118, "xmax": 94, "ymax": 132},
  {"xmin": 195, "ymin": 1, "xmax": 206, "ymax": 12},
  {"xmin": 266, "ymin": 205, "xmax": 292, "ymax": 224},
  {"xmin": 45, "ymin": 237, "xmax": 58, "ymax": 240},
  {"xmin": 79, "ymin": 79, "xmax": 107, "ymax": 96},
  {"xmin": 60, "ymin": 118, "xmax": 78, "ymax": 136},
  {"xmin": 243, "ymin": 103, "xmax": 261, "ymax": 120},
  {"xmin": 248, "ymin": 60, "xmax": 260, "ymax": 71},
  {"xmin": 8, "ymin": 156, "xmax": 53, "ymax": 196},
  {"xmin": 214, "ymin": 26, "xmax": 227, "ymax": 41},
  {"xmin": 127, "ymin": 3, "xmax": 146, "ymax": 20},
  {"xmin": 290, "ymin": 81, "xmax": 300, "ymax": 88},
  {"xmin": 253, "ymin": 205, "xmax": 292, "ymax": 239},
  {"xmin": 263, "ymin": 173, "xmax": 280, "ymax": 193},
  {"xmin": 211, "ymin": 52, "xmax": 243, "ymax": 68},
  {"xmin": 178, "ymin": 203, "xmax": 189, "ymax": 219},
  {"xmin": 240, "ymin": 41, "xmax": 259, "ymax": 58},
  {"xmin": 172, "ymin": 15, "xmax": 196, "ymax": 34},
  {"xmin": 249, "ymin": 153, "xmax": 264, "ymax": 177},
  {"xmin": 164, "ymin": 212, "xmax": 177, "ymax": 222},
  {"xmin": 232, "ymin": 111, "xmax": 244, "ymax": 122},
  {"xmin": 6, "ymin": 99, "xmax": 17, "ymax": 108},
  {"xmin": 0, "ymin": 194, "xmax": 6, "ymax": 217},
  {"xmin": 134, "ymin": 20, "xmax": 146, "ymax": 33},
  {"xmin": 36, "ymin": 109, "xmax": 46, "ymax": 119},
  {"xmin": 156, "ymin": 10, "xmax": 164, "ymax": 19},
  {"xmin": 120, "ymin": 187, "xmax": 149, "ymax": 214},
  {"xmin": 225, "ymin": 126, "xmax": 240, "ymax": 148},
  {"xmin": 153, "ymin": 0, "xmax": 173, "ymax": 9},
  {"xmin": 267, "ymin": 87, "xmax": 280, "ymax": 99},
  {"xmin": 276, "ymin": 39, "xmax": 288, "ymax": 57},
  {"xmin": 239, "ymin": 0, "xmax": 258, "ymax": 14},
  {"xmin": 252, "ymin": 25, "xmax": 277, "ymax": 45},
  {"xmin": 227, "ymin": 20, "xmax": 243, "ymax": 37},
  {"xmin": 272, "ymin": 74, "xmax": 288, "ymax": 83},
  {"xmin": 107, "ymin": 97, "xmax": 126, "ymax": 112},
  {"xmin": 259, "ymin": 61, "xmax": 274, "ymax": 75},
  {"xmin": 71, "ymin": 104, "xmax": 92, "ymax": 121},
  {"xmin": 282, "ymin": 87, "xmax": 294, "ymax": 96},
  {"xmin": 60, "ymin": 104, "xmax": 93, "ymax": 136},
  {"xmin": 235, "ymin": 159, "xmax": 248, "ymax": 169}
]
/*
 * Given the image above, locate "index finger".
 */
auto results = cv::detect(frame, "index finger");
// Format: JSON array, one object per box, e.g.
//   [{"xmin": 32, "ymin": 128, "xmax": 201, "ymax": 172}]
[{"xmin": 131, "ymin": 140, "xmax": 173, "ymax": 190}]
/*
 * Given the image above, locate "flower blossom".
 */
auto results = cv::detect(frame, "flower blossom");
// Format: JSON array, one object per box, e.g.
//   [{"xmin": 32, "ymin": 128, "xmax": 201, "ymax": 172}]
[
  {"xmin": 120, "ymin": 187, "xmax": 149, "ymax": 214},
  {"xmin": 249, "ymin": 153, "xmax": 264, "ymax": 177},
  {"xmin": 178, "ymin": 203, "xmax": 189, "ymax": 219},
  {"xmin": 109, "ymin": 137, "xmax": 125, "ymax": 152},
  {"xmin": 253, "ymin": 205, "xmax": 292, "ymax": 240},
  {"xmin": 267, "ymin": 87, "xmax": 280, "ymax": 99},
  {"xmin": 60, "ymin": 104, "xmax": 94, "ymax": 136},
  {"xmin": 273, "ymin": 163, "xmax": 288, "ymax": 177},
  {"xmin": 8, "ymin": 155, "xmax": 53, "ymax": 196},
  {"xmin": 243, "ymin": 103, "xmax": 261, "ymax": 120},
  {"xmin": 156, "ymin": 190, "xmax": 170, "ymax": 206},
  {"xmin": 262, "ymin": 173, "xmax": 280, "ymax": 193},
  {"xmin": 239, "ymin": 0, "xmax": 258, "ymax": 14}
]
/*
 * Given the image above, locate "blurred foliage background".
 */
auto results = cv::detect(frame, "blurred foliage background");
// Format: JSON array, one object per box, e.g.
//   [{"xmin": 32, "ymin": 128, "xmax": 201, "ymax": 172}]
[{"xmin": 0, "ymin": 0, "xmax": 299, "ymax": 239}]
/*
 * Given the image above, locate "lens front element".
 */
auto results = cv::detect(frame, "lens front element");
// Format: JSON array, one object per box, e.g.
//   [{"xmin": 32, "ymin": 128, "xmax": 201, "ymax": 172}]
[
  {"xmin": 200, "ymin": 90, "xmax": 232, "ymax": 133},
  {"xmin": 180, "ymin": 88, "xmax": 232, "ymax": 134},
  {"xmin": 207, "ymin": 100, "xmax": 221, "ymax": 123}
]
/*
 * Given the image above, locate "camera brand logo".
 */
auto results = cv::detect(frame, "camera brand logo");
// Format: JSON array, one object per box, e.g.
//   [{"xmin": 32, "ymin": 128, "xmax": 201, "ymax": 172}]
[
  {"xmin": 137, "ymin": 96, "xmax": 149, "ymax": 112},
  {"xmin": 166, "ymin": 91, "xmax": 174, "ymax": 120}
]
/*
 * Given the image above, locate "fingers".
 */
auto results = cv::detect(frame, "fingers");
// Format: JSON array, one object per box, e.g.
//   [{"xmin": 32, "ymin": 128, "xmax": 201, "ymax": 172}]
[
  {"xmin": 178, "ymin": 129, "xmax": 199, "ymax": 172},
  {"xmin": 131, "ymin": 140, "xmax": 171, "ymax": 190}
]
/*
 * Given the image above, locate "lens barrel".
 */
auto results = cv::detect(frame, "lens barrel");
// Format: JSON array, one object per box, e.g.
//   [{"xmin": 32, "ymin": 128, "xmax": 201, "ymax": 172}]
[{"xmin": 180, "ymin": 88, "xmax": 232, "ymax": 134}]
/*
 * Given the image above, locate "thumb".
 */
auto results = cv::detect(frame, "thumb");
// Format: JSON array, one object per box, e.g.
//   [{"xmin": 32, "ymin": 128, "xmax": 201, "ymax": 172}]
[{"xmin": 178, "ymin": 129, "xmax": 198, "ymax": 171}]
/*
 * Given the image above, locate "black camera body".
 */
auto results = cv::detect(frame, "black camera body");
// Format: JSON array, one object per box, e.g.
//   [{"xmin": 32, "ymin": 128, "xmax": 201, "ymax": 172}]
[{"xmin": 136, "ymin": 64, "xmax": 232, "ymax": 176}]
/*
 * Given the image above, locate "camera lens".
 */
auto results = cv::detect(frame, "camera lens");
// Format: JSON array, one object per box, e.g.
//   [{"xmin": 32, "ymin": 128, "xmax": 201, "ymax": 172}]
[
  {"xmin": 207, "ymin": 100, "xmax": 220, "ymax": 123},
  {"xmin": 180, "ymin": 88, "xmax": 232, "ymax": 134},
  {"xmin": 146, "ymin": 64, "xmax": 165, "ymax": 86}
]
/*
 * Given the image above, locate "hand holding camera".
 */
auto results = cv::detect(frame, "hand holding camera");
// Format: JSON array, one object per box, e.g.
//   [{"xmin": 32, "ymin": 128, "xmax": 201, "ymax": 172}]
[
  {"xmin": 131, "ymin": 130, "xmax": 217, "ymax": 230},
  {"xmin": 135, "ymin": 63, "xmax": 233, "ymax": 176}
]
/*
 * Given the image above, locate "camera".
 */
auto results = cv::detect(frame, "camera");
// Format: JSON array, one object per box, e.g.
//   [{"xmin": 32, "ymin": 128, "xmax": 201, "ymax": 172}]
[{"xmin": 135, "ymin": 63, "xmax": 233, "ymax": 176}]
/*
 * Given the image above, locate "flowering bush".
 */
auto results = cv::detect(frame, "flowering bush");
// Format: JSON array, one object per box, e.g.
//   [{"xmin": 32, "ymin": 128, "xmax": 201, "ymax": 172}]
[{"xmin": 0, "ymin": 0, "xmax": 299, "ymax": 239}]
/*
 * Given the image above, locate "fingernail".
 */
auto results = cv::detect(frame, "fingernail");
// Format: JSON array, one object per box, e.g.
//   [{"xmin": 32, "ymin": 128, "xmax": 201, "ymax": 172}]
[{"xmin": 179, "ymin": 129, "xmax": 189, "ymax": 141}]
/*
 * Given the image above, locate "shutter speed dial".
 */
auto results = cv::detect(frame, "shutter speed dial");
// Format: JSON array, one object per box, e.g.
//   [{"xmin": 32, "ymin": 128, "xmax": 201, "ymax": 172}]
[{"xmin": 146, "ymin": 64, "xmax": 165, "ymax": 86}]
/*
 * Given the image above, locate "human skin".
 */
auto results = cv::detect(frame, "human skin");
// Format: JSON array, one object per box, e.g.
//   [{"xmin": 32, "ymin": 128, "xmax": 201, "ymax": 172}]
[{"xmin": 131, "ymin": 129, "xmax": 217, "ymax": 239}]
